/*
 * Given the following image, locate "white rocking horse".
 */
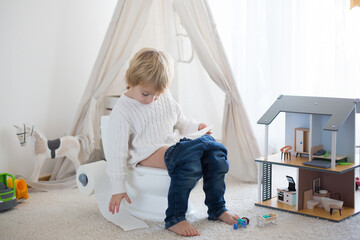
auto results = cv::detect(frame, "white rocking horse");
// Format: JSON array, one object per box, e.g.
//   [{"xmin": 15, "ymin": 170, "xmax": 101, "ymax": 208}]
[{"xmin": 13, "ymin": 124, "xmax": 89, "ymax": 183}]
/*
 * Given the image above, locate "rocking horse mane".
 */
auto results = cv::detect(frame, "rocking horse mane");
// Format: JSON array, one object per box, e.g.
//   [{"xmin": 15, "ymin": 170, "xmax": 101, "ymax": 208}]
[
  {"xmin": 32, "ymin": 129, "xmax": 46, "ymax": 141},
  {"xmin": 28, "ymin": 128, "xmax": 47, "ymax": 156}
]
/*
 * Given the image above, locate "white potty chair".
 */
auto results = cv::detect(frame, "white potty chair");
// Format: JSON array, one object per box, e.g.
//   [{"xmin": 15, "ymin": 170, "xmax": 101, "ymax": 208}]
[{"xmin": 101, "ymin": 115, "xmax": 195, "ymax": 221}]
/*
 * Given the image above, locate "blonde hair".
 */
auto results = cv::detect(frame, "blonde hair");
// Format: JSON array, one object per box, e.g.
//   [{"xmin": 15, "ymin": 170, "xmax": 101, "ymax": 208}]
[{"xmin": 125, "ymin": 48, "xmax": 173, "ymax": 93}]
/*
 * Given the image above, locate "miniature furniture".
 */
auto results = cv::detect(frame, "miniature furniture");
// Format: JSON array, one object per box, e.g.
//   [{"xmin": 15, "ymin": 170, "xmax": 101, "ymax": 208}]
[
  {"xmin": 294, "ymin": 128, "xmax": 309, "ymax": 157},
  {"xmin": 330, "ymin": 204, "xmax": 342, "ymax": 216},
  {"xmin": 277, "ymin": 175, "xmax": 296, "ymax": 205},
  {"xmin": 257, "ymin": 213, "xmax": 277, "ymax": 227},
  {"xmin": 255, "ymin": 95, "xmax": 360, "ymax": 222},
  {"xmin": 280, "ymin": 145, "xmax": 292, "ymax": 160},
  {"xmin": 277, "ymin": 189, "xmax": 296, "ymax": 205}
]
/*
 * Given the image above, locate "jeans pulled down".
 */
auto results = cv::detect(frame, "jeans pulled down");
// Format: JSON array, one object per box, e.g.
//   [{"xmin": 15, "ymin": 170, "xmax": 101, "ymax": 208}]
[{"xmin": 164, "ymin": 134, "xmax": 229, "ymax": 229}]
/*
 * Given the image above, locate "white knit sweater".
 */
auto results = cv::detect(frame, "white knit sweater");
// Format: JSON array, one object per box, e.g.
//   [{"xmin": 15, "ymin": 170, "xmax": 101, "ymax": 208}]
[{"xmin": 106, "ymin": 91, "xmax": 199, "ymax": 195}]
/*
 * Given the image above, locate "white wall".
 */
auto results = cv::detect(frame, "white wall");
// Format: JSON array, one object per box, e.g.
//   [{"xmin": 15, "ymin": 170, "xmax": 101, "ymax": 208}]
[{"xmin": 0, "ymin": 0, "xmax": 117, "ymax": 177}]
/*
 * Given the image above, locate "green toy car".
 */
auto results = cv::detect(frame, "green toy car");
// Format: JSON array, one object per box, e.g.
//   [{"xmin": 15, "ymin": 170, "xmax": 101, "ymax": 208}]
[{"xmin": 0, "ymin": 173, "xmax": 17, "ymax": 211}]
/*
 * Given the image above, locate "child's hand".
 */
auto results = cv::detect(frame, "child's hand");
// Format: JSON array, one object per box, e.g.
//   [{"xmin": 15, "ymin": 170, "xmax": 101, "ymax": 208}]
[
  {"xmin": 198, "ymin": 123, "xmax": 212, "ymax": 134},
  {"xmin": 109, "ymin": 192, "xmax": 131, "ymax": 214}
]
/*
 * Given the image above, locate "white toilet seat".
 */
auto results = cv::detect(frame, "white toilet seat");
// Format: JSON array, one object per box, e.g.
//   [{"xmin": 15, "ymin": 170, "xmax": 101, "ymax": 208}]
[{"xmin": 132, "ymin": 165, "xmax": 169, "ymax": 176}]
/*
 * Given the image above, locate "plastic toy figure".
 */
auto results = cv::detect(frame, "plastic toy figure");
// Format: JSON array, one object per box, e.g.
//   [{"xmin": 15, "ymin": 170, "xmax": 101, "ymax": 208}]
[
  {"xmin": 0, "ymin": 173, "xmax": 17, "ymax": 211},
  {"xmin": 6, "ymin": 178, "xmax": 29, "ymax": 202},
  {"xmin": 233, "ymin": 217, "xmax": 250, "ymax": 229}
]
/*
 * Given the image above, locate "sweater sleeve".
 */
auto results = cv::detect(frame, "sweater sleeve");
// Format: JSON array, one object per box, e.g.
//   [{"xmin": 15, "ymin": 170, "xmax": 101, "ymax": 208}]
[
  {"xmin": 105, "ymin": 110, "xmax": 131, "ymax": 195},
  {"xmin": 173, "ymin": 102, "xmax": 199, "ymax": 136}
]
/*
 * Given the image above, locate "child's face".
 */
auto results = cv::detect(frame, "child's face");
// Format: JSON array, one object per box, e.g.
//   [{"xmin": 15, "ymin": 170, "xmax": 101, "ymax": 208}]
[{"xmin": 129, "ymin": 84, "xmax": 161, "ymax": 104}]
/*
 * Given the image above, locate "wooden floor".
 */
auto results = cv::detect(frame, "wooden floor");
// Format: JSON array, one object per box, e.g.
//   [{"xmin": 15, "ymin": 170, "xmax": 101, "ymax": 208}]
[{"xmin": 256, "ymin": 192, "xmax": 360, "ymax": 222}]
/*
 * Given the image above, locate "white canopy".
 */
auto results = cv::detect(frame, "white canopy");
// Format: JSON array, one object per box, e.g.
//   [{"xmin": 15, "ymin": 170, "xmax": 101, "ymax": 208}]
[{"xmin": 45, "ymin": 0, "xmax": 260, "ymax": 190}]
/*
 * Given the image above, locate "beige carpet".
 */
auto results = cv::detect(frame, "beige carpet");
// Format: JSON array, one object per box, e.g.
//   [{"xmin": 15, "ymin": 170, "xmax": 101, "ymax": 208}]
[{"xmin": 0, "ymin": 175, "xmax": 359, "ymax": 240}]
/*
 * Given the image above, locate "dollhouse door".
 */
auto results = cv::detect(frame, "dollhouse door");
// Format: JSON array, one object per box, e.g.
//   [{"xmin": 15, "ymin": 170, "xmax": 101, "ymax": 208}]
[{"xmin": 295, "ymin": 130, "xmax": 304, "ymax": 152}]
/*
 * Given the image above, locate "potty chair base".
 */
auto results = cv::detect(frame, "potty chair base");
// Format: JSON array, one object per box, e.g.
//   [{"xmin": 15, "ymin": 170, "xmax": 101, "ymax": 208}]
[{"xmin": 125, "ymin": 181, "xmax": 196, "ymax": 221}]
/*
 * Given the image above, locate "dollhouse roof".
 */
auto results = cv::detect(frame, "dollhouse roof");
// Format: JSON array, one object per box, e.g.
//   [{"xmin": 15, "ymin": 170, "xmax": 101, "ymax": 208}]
[{"xmin": 258, "ymin": 95, "xmax": 360, "ymax": 131}]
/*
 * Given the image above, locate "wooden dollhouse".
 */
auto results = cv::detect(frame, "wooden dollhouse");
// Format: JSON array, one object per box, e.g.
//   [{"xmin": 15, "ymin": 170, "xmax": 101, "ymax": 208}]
[{"xmin": 255, "ymin": 95, "xmax": 360, "ymax": 222}]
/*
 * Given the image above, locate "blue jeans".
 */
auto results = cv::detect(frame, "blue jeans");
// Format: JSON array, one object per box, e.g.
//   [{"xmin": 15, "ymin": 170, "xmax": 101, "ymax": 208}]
[{"xmin": 164, "ymin": 134, "xmax": 229, "ymax": 229}]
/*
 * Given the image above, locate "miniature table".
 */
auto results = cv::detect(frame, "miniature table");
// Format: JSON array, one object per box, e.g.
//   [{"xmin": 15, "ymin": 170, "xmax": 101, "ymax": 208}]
[{"xmin": 255, "ymin": 153, "xmax": 360, "ymax": 222}]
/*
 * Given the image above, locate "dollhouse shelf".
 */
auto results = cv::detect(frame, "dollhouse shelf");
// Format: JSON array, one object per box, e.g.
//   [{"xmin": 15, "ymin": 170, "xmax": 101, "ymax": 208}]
[
  {"xmin": 255, "ymin": 153, "xmax": 360, "ymax": 222},
  {"xmin": 257, "ymin": 153, "xmax": 357, "ymax": 174}
]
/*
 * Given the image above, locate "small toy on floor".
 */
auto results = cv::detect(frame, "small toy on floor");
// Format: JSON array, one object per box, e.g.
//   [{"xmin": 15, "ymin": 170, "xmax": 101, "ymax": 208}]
[
  {"xmin": 257, "ymin": 213, "xmax": 277, "ymax": 227},
  {"xmin": 0, "ymin": 173, "xmax": 17, "ymax": 212},
  {"xmin": 233, "ymin": 217, "xmax": 250, "ymax": 229},
  {"xmin": 7, "ymin": 177, "xmax": 29, "ymax": 202}
]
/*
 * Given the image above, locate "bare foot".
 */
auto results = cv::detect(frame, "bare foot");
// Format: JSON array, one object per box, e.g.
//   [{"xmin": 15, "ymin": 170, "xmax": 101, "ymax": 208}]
[
  {"xmin": 168, "ymin": 220, "xmax": 200, "ymax": 237},
  {"xmin": 218, "ymin": 211, "xmax": 240, "ymax": 225}
]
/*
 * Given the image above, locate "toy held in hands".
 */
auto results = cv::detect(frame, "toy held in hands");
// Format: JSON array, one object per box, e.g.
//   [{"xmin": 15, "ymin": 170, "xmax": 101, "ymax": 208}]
[{"xmin": 233, "ymin": 217, "xmax": 250, "ymax": 229}]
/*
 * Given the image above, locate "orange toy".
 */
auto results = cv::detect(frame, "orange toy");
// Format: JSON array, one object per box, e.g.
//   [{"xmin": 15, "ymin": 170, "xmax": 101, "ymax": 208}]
[
  {"xmin": 280, "ymin": 145, "xmax": 292, "ymax": 160},
  {"xmin": 7, "ymin": 178, "xmax": 29, "ymax": 202}
]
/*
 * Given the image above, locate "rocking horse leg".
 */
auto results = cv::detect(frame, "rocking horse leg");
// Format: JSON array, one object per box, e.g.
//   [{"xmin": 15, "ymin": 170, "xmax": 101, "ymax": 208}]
[
  {"xmin": 30, "ymin": 155, "xmax": 46, "ymax": 182},
  {"xmin": 66, "ymin": 151, "xmax": 81, "ymax": 169}
]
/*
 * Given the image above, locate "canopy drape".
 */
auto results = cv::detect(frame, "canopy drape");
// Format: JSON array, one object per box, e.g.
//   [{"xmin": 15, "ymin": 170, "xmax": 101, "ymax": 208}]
[
  {"xmin": 40, "ymin": 0, "xmax": 261, "ymax": 190},
  {"xmin": 49, "ymin": 0, "xmax": 154, "ymax": 184},
  {"xmin": 174, "ymin": 0, "xmax": 260, "ymax": 181}
]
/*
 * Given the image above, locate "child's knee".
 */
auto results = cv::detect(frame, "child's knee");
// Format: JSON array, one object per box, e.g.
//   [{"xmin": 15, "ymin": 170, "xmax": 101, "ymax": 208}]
[
  {"xmin": 209, "ymin": 141, "xmax": 228, "ymax": 155},
  {"xmin": 207, "ymin": 152, "xmax": 229, "ymax": 174},
  {"xmin": 216, "ymin": 157, "xmax": 229, "ymax": 174}
]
